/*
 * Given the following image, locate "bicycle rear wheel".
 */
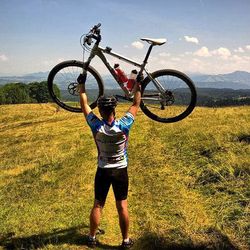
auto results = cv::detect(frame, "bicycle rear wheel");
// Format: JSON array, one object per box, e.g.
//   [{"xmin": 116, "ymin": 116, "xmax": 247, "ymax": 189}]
[
  {"xmin": 140, "ymin": 69, "xmax": 197, "ymax": 123},
  {"xmin": 47, "ymin": 60, "xmax": 104, "ymax": 112}
]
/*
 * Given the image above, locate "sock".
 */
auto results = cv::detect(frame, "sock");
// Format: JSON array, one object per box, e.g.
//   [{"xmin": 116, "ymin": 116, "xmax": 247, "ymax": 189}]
[{"xmin": 123, "ymin": 238, "xmax": 130, "ymax": 243}]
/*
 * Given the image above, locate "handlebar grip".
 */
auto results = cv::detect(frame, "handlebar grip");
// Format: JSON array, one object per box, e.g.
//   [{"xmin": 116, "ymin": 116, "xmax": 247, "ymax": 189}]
[
  {"xmin": 95, "ymin": 23, "xmax": 101, "ymax": 28},
  {"xmin": 91, "ymin": 23, "xmax": 101, "ymax": 32}
]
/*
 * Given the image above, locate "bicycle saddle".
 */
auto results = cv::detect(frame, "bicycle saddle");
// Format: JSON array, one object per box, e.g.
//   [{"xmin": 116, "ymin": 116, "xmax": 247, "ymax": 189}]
[{"xmin": 140, "ymin": 38, "xmax": 167, "ymax": 46}]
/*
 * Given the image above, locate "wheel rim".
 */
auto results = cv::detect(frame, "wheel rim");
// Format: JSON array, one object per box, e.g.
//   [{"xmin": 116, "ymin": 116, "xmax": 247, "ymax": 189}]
[
  {"xmin": 49, "ymin": 63, "xmax": 102, "ymax": 112},
  {"xmin": 141, "ymin": 72, "xmax": 196, "ymax": 122}
]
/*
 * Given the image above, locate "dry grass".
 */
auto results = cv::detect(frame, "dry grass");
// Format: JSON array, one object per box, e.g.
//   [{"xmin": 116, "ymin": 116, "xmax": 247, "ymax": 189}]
[{"xmin": 0, "ymin": 103, "xmax": 249, "ymax": 249}]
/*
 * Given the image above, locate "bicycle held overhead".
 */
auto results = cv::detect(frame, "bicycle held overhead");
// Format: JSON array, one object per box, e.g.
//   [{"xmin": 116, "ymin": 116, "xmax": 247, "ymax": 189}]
[{"xmin": 47, "ymin": 23, "xmax": 197, "ymax": 123}]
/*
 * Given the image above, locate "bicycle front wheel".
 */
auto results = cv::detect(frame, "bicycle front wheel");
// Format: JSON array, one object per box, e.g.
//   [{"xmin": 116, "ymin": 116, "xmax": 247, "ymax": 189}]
[
  {"xmin": 140, "ymin": 69, "xmax": 197, "ymax": 123},
  {"xmin": 47, "ymin": 60, "xmax": 104, "ymax": 112}
]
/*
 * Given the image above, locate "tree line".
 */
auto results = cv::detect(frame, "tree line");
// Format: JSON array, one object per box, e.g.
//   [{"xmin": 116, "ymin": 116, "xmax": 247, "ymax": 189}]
[
  {"xmin": 196, "ymin": 96, "xmax": 250, "ymax": 107},
  {"xmin": 196, "ymin": 88, "xmax": 250, "ymax": 107},
  {"xmin": 0, "ymin": 82, "xmax": 250, "ymax": 107},
  {"xmin": 0, "ymin": 82, "xmax": 60, "ymax": 104}
]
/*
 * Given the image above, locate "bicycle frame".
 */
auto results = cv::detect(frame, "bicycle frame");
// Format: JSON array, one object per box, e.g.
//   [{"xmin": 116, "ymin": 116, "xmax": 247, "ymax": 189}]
[
  {"xmin": 47, "ymin": 24, "xmax": 197, "ymax": 122},
  {"xmin": 83, "ymin": 43, "xmax": 166, "ymax": 99}
]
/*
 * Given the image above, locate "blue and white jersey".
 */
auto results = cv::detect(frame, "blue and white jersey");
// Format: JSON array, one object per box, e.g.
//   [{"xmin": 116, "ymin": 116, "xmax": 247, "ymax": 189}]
[{"xmin": 86, "ymin": 112, "xmax": 134, "ymax": 169}]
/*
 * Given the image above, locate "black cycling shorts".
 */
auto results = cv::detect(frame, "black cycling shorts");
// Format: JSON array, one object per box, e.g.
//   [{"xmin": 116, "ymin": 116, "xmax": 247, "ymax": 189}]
[{"xmin": 94, "ymin": 167, "xmax": 128, "ymax": 203}]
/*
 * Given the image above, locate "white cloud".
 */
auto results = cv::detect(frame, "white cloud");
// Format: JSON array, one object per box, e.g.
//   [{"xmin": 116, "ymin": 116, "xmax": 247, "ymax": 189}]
[
  {"xmin": 184, "ymin": 51, "xmax": 192, "ymax": 55},
  {"xmin": 147, "ymin": 51, "xmax": 250, "ymax": 74},
  {"xmin": 0, "ymin": 54, "xmax": 8, "ymax": 61},
  {"xmin": 231, "ymin": 55, "xmax": 250, "ymax": 64},
  {"xmin": 194, "ymin": 46, "xmax": 211, "ymax": 57},
  {"xmin": 232, "ymin": 55, "xmax": 242, "ymax": 61},
  {"xmin": 184, "ymin": 36, "xmax": 199, "ymax": 44},
  {"xmin": 211, "ymin": 47, "xmax": 231, "ymax": 59},
  {"xmin": 158, "ymin": 52, "xmax": 170, "ymax": 57},
  {"xmin": 131, "ymin": 41, "xmax": 144, "ymax": 50},
  {"xmin": 246, "ymin": 45, "xmax": 250, "ymax": 50},
  {"xmin": 42, "ymin": 58, "xmax": 65, "ymax": 66},
  {"xmin": 194, "ymin": 46, "xmax": 232, "ymax": 59},
  {"xmin": 234, "ymin": 47, "xmax": 244, "ymax": 53},
  {"xmin": 171, "ymin": 57, "xmax": 181, "ymax": 62}
]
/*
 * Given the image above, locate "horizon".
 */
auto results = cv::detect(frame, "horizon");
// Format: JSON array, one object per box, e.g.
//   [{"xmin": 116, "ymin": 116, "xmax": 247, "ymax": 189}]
[
  {"xmin": 1, "ymin": 0, "xmax": 250, "ymax": 76},
  {"xmin": 1, "ymin": 69, "xmax": 250, "ymax": 78},
  {"xmin": 0, "ymin": 68, "xmax": 250, "ymax": 78}
]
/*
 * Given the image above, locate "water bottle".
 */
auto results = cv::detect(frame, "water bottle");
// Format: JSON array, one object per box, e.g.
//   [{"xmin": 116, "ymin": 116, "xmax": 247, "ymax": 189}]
[
  {"xmin": 127, "ymin": 69, "xmax": 138, "ymax": 91},
  {"xmin": 114, "ymin": 64, "xmax": 128, "ymax": 84}
]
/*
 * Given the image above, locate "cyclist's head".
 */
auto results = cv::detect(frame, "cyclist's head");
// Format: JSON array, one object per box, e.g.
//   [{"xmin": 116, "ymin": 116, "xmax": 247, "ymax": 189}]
[{"xmin": 97, "ymin": 95, "xmax": 117, "ymax": 118}]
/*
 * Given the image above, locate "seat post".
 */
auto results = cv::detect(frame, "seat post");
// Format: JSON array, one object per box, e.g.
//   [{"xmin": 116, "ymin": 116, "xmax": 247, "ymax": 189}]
[{"xmin": 143, "ymin": 44, "xmax": 154, "ymax": 65}]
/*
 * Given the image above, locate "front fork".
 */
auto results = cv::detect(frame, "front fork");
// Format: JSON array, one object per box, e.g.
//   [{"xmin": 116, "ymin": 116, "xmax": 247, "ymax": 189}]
[{"xmin": 78, "ymin": 43, "xmax": 99, "ymax": 83}]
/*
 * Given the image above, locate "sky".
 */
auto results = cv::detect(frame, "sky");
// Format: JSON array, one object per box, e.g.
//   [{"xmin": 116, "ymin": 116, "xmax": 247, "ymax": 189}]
[{"xmin": 0, "ymin": 0, "xmax": 250, "ymax": 76}]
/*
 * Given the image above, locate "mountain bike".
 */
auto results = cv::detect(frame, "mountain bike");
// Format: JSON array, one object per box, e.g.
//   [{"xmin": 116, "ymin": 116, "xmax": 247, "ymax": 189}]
[{"xmin": 47, "ymin": 23, "xmax": 197, "ymax": 123}]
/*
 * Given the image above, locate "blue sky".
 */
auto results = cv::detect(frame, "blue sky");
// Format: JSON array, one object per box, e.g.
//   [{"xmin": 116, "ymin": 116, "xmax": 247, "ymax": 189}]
[{"xmin": 0, "ymin": 0, "xmax": 250, "ymax": 75}]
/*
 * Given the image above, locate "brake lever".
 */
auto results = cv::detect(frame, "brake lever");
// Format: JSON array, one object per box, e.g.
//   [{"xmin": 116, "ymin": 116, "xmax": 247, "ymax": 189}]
[
  {"xmin": 94, "ymin": 28, "xmax": 101, "ymax": 35},
  {"xmin": 84, "ymin": 35, "xmax": 92, "ymax": 46}
]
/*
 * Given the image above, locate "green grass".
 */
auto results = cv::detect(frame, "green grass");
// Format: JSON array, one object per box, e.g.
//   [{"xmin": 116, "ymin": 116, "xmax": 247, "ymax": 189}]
[{"xmin": 0, "ymin": 103, "xmax": 249, "ymax": 249}]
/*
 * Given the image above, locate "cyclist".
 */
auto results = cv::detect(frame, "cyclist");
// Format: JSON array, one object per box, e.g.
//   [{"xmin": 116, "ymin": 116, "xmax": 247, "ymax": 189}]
[{"xmin": 78, "ymin": 76, "xmax": 141, "ymax": 248}]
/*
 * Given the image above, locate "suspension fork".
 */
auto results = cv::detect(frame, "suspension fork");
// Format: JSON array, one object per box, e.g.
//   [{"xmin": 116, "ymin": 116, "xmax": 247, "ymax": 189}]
[
  {"xmin": 77, "ymin": 44, "xmax": 98, "ymax": 84},
  {"xmin": 82, "ymin": 44, "xmax": 99, "ymax": 72}
]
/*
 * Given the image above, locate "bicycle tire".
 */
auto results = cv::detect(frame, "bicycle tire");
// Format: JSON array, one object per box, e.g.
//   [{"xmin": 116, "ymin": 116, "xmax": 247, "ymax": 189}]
[
  {"xmin": 47, "ymin": 60, "xmax": 104, "ymax": 112},
  {"xmin": 140, "ymin": 69, "xmax": 197, "ymax": 123}
]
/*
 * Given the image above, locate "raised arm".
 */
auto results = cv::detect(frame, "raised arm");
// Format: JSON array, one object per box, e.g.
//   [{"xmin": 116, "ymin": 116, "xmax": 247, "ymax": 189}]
[
  {"xmin": 79, "ymin": 83, "xmax": 92, "ymax": 118},
  {"xmin": 128, "ymin": 81, "xmax": 141, "ymax": 117}
]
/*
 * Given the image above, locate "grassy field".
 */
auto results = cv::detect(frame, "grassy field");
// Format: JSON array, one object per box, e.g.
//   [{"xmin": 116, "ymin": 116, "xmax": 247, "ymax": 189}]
[{"xmin": 0, "ymin": 103, "xmax": 249, "ymax": 250}]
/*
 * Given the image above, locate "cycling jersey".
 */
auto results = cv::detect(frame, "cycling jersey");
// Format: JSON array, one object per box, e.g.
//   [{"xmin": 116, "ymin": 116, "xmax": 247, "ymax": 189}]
[{"xmin": 86, "ymin": 111, "xmax": 134, "ymax": 169}]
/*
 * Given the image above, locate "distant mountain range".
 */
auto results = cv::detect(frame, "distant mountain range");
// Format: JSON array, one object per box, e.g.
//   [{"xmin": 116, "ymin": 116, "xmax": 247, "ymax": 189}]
[
  {"xmin": 0, "ymin": 70, "xmax": 250, "ymax": 90},
  {"xmin": 191, "ymin": 71, "xmax": 250, "ymax": 89},
  {"xmin": 0, "ymin": 72, "xmax": 49, "ymax": 85}
]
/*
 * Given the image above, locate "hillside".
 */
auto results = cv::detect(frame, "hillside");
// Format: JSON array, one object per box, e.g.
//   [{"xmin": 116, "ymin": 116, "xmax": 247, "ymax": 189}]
[{"xmin": 0, "ymin": 104, "xmax": 249, "ymax": 249}]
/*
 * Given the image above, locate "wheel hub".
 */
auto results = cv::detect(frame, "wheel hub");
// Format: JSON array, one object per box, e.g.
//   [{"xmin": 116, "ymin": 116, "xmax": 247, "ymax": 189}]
[
  {"xmin": 165, "ymin": 90, "xmax": 175, "ymax": 105},
  {"xmin": 160, "ymin": 90, "xmax": 175, "ymax": 109},
  {"xmin": 68, "ymin": 82, "xmax": 79, "ymax": 96}
]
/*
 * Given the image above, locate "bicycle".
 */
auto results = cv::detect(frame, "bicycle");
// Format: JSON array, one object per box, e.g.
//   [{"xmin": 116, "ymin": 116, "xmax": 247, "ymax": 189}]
[{"xmin": 47, "ymin": 23, "xmax": 197, "ymax": 123}]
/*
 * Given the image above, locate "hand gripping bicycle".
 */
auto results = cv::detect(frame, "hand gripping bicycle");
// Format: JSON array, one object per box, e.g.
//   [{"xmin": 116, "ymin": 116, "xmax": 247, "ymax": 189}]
[{"xmin": 47, "ymin": 23, "xmax": 197, "ymax": 123}]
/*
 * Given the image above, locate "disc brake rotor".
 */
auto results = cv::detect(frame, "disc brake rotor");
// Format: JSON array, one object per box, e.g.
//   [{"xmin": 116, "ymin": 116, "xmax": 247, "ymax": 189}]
[
  {"xmin": 165, "ymin": 90, "xmax": 175, "ymax": 105},
  {"xmin": 159, "ymin": 90, "xmax": 175, "ymax": 109},
  {"xmin": 68, "ymin": 82, "xmax": 79, "ymax": 96}
]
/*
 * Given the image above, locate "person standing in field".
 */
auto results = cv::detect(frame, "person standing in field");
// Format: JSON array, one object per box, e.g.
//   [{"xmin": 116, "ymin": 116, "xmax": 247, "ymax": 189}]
[{"xmin": 78, "ymin": 76, "xmax": 141, "ymax": 249}]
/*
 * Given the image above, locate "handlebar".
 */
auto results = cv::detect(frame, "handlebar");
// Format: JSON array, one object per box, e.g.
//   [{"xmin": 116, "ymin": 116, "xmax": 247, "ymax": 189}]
[
  {"xmin": 90, "ymin": 23, "xmax": 101, "ymax": 33},
  {"xmin": 83, "ymin": 23, "xmax": 102, "ymax": 46}
]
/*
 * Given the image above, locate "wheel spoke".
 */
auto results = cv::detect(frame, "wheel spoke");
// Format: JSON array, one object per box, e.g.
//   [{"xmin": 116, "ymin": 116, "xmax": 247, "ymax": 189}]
[
  {"xmin": 141, "ymin": 70, "xmax": 196, "ymax": 122},
  {"xmin": 48, "ymin": 61, "xmax": 103, "ymax": 112}
]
